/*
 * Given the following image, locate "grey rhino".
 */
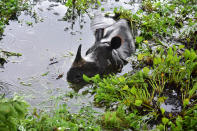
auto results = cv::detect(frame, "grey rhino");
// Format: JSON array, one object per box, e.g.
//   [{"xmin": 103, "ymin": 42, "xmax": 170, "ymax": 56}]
[{"xmin": 67, "ymin": 14, "xmax": 135, "ymax": 84}]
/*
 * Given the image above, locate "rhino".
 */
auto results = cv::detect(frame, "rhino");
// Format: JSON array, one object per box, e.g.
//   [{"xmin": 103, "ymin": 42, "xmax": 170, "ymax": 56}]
[{"xmin": 67, "ymin": 14, "xmax": 135, "ymax": 84}]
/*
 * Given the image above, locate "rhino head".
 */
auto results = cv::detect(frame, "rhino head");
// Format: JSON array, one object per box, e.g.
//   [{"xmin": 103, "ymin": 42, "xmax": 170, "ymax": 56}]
[
  {"xmin": 67, "ymin": 18, "xmax": 135, "ymax": 84},
  {"xmin": 67, "ymin": 36, "xmax": 123, "ymax": 84}
]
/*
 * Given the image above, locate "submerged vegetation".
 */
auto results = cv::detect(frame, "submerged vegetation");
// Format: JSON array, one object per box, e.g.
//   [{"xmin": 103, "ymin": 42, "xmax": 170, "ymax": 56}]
[{"xmin": 0, "ymin": 0, "xmax": 197, "ymax": 130}]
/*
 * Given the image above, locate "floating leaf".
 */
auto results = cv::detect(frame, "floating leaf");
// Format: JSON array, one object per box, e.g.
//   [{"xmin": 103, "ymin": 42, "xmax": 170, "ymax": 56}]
[
  {"xmin": 20, "ymin": 82, "xmax": 32, "ymax": 86},
  {"xmin": 42, "ymin": 71, "xmax": 49, "ymax": 76}
]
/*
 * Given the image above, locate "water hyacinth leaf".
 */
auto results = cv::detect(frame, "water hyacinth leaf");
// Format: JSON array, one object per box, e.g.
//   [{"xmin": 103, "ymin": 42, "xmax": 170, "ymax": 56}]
[
  {"xmin": 135, "ymin": 100, "xmax": 142, "ymax": 106},
  {"xmin": 162, "ymin": 117, "xmax": 169, "ymax": 125},
  {"xmin": 65, "ymin": 0, "xmax": 72, "ymax": 7},
  {"xmin": 153, "ymin": 57, "xmax": 162, "ymax": 65},
  {"xmin": 118, "ymin": 76, "xmax": 125, "ymax": 83},
  {"xmin": 0, "ymin": 103, "xmax": 10, "ymax": 115},
  {"xmin": 178, "ymin": 45, "xmax": 185, "ymax": 49},
  {"xmin": 122, "ymin": 85, "xmax": 129, "ymax": 91},
  {"xmin": 130, "ymin": 86, "xmax": 137, "ymax": 95},
  {"xmin": 137, "ymin": 54, "xmax": 144, "ymax": 61},
  {"xmin": 136, "ymin": 36, "xmax": 144, "ymax": 44},
  {"xmin": 91, "ymin": 74, "xmax": 100, "ymax": 83},
  {"xmin": 143, "ymin": 67, "xmax": 150, "ymax": 76}
]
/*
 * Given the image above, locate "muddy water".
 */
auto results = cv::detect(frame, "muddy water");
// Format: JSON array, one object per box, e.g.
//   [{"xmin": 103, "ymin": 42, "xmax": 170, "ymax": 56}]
[{"xmin": 0, "ymin": 0, "xmax": 140, "ymax": 112}]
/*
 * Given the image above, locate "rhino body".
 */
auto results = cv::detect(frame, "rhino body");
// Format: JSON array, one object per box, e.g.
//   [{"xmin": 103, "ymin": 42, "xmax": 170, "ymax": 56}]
[{"xmin": 67, "ymin": 14, "xmax": 135, "ymax": 84}]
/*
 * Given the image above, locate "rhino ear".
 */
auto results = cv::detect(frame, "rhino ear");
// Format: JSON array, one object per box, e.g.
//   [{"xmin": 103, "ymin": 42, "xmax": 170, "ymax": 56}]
[
  {"xmin": 110, "ymin": 36, "xmax": 122, "ymax": 49},
  {"xmin": 73, "ymin": 44, "xmax": 83, "ymax": 64}
]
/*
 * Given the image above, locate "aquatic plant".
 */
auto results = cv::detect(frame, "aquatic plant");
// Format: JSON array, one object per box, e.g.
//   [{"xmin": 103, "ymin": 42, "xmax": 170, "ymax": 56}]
[
  {"xmin": 0, "ymin": 95, "xmax": 28, "ymax": 131},
  {"xmin": 64, "ymin": 0, "xmax": 101, "ymax": 22},
  {"xmin": 19, "ymin": 105, "xmax": 101, "ymax": 131},
  {"xmin": 0, "ymin": 0, "xmax": 196, "ymax": 130},
  {"xmin": 0, "ymin": 0, "xmax": 29, "ymax": 37},
  {"xmin": 114, "ymin": 0, "xmax": 197, "ymax": 49},
  {"xmin": 84, "ymin": 47, "xmax": 197, "ymax": 130}
]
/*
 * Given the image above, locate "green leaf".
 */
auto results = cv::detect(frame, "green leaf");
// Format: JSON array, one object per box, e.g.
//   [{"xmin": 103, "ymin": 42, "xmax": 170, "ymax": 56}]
[
  {"xmin": 83, "ymin": 74, "xmax": 90, "ymax": 82},
  {"xmin": 122, "ymin": 85, "xmax": 129, "ymax": 91},
  {"xmin": 162, "ymin": 117, "xmax": 169, "ymax": 125},
  {"xmin": 136, "ymin": 36, "xmax": 144, "ymax": 44},
  {"xmin": 20, "ymin": 82, "xmax": 32, "ymax": 86},
  {"xmin": 183, "ymin": 98, "xmax": 190, "ymax": 108},
  {"xmin": 189, "ymin": 82, "xmax": 197, "ymax": 97},
  {"xmin": 182, "ymin": 0, "xmax": 186, "ymax": 4},
  {"xmin": 137, "ymin": 54, "xmax": 144, "ymax": 61},
  {"xmin": 118, "ymin": 76, "xmax": 125, "ymax": 83},
  {"xmin": 178, "ymin": 45, "xmax": 185, "ymax": 49},
  {"xmin": 135, "ymin": 100, "xmax": 142, "ymax": 106},
  {"xmin": 160, "ymin": 107, "xmax": 165, "ymax": 115},
  {"xmin": 42, "ymin": 71, "xmax": 49, "ymax": 76},
  {"xmin": 184, "ymin": 49, "xmax": 190, "ymax": 60},
  {"xmin": 153, "ymin": 57, "xmax": 162, "ymax": 65},
  {"xmin": 0, "ymin": 103, "xmax": 10, "ymax": 115},
  {"xmin": 130, "ymin": 86, "xmax": 137, "ymax": 95},
  {"xmin": 143, "ymin": 67, "xmax": 150, "ymax": 76},
  {"xmin": 167, "ymin": 47, "xmax": 173, "ymax": 56}
]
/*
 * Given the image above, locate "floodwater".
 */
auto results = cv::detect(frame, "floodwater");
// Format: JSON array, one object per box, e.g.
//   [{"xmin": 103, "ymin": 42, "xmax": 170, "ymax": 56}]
[{"xmin": 0, "ymin": 0, "xmax": 141, "ymax": 111}]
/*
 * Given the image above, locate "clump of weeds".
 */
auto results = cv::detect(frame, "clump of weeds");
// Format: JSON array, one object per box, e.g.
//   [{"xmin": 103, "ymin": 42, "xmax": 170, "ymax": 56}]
[
  {"xmin": 0, "ymin": 0, "xmax": 29, "ymax": 37},
  {"xmin": 84, "ymin": 46, "xmax": 197, "ymax": 130},
  {"xmin": 114, "ymin": 0, "xmax": 197, "ymax": 49}
]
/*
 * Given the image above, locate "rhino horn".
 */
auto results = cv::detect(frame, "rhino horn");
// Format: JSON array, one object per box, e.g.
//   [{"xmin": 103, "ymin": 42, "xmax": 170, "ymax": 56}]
[{"xmin": 73, "ymin": 44, "xmax": 83, "ymax": 64}]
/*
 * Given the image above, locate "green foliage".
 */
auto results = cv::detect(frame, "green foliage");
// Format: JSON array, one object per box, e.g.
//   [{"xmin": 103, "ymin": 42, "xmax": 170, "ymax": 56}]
[
  {"xmin": 85, "ymin": 47, "xmax": 197, "ymax": 130},
  {"xmin": 19, "ymin": 105, "xmax": 101, "ymax": 131},
  {"xmin": 0, "ymin": 95, "xmax": 28, "ymax": 131},
  {"xmin": 0, "ymin": 0, "xmax": 29, "ymax": 37},
  {"xmin": 64, "ymin": 0, "xmax": 101, "ymax": 21},
  {"xmin": 114, "ymin": 0, "xmax": 197, "ymax": 48},
  {"xmin": 100, "ymin": 105, "xmax": 147, "ymax": 130},
  {"xmin": 0, "ymin": 0, "xmax": 196, "ymax": 130}
]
